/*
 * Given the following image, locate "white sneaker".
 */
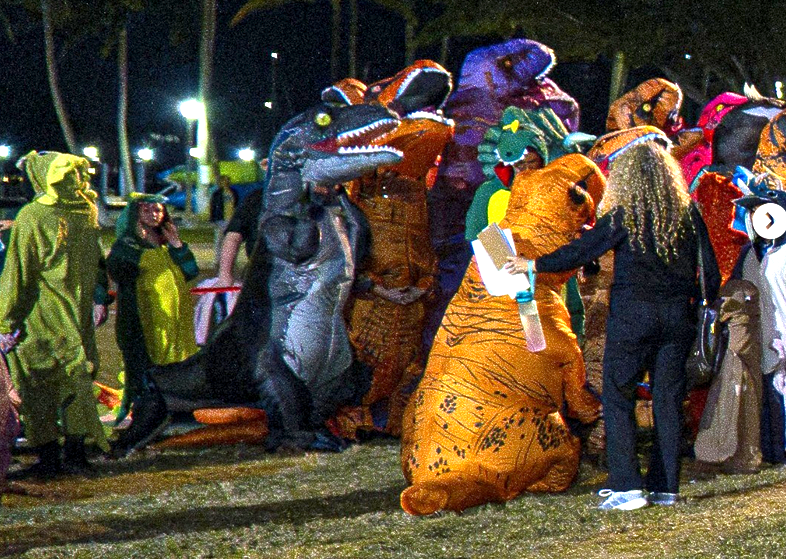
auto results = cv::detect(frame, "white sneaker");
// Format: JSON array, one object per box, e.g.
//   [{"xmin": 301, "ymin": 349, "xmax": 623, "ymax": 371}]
[{"xmin": 597, "ymin": 489, "xmax": 649, "ymax": 511}]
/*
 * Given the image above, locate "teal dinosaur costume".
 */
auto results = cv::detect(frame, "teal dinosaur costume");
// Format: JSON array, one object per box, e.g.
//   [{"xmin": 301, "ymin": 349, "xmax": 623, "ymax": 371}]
[
  {"xmin": 0, "ymin": 151, "xmax": 112, "ymax": 454},
  {"xmin": 107, "ymin": 193, "xmax": 199, "ymax": 420},
  {"xmin": 465, "ymin": 106, "xmax": 594, "ymax": 344}
]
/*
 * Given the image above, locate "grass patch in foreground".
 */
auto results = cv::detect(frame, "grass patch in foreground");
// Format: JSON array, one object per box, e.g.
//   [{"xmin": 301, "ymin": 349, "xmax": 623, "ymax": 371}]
[{"xmin": 3, "ymin": 439, "xmax": 786, "ymax": 558}]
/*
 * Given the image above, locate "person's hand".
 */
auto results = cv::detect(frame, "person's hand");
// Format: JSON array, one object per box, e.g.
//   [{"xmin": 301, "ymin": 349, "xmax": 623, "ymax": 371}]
[
  {"xmin": 503, "ymin": 256, "xmax": 535, "ymax": 275},
  {"xmin": 0, "ymin": 220, "xmax": 13, "ymax": 232},
  {"xmin": 161, "ymin": 220, "xmax": 183, "ymax": 248},
  {"xmin": 214, "ymin": 274, "xmax": 235, "ymax": 289},
  {"xmin": 93, "ymin": 304, "xmax": 108, "ymax": 327},
  {"xmin": 0, "ymin": 330, "xmax": 20, "ymax": 354}
]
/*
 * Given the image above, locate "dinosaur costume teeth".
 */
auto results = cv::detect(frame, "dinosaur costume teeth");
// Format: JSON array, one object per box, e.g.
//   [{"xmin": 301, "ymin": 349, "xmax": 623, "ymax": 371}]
[
  {"xmin": 405, "ymin": 111, "xmax": 454, "ymax": 125},
  {"xmin": 337, "ymin": 145, "xmax": 404, "ymax": 157},
  {"xmin": 337, "ymin": 118, "xmax": 399, "ymax": 143}
]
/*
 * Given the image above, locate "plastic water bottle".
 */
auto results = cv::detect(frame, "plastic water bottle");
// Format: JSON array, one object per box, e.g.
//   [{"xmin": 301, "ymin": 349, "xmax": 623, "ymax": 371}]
[{"xmin": 516, "ymin": 291, "xmax": 546, "ymax": 352}]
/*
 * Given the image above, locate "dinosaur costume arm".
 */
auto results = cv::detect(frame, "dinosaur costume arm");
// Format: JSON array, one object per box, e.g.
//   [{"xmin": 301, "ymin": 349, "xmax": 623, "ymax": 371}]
[
  {"xmin": 167, "ymin": 243, "xmax": 199, "ymax": 282},
  {"xmin": 536, "ymin": 210, "xmax": 626, "ymax": 273}
]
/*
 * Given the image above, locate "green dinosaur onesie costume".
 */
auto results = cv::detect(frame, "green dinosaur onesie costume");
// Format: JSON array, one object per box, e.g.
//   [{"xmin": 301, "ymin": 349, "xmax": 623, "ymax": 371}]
[
  {"xmin": 0, "ymin": 151, "xmax": 112, "ymax": 452},
  {"xmin": 107, "ymin": 194, "xmax": 199, "ymax": 416},
  {"xmin": 465, "ymin": 106, "xmax": 594, "ymax": 344}
]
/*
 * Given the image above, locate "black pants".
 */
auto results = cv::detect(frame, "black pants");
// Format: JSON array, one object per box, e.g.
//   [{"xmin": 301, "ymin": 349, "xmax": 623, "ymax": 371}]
[{"xmin": 602, "ymin": 297, "xmax": 694, "ymax": 493}]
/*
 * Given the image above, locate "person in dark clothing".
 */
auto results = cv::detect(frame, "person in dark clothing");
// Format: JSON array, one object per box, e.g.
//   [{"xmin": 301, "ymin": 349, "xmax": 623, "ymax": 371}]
[
  {"xmin": 215, "ymin": 188, "xmax": 263, "ymax": 288},
  {"xmin": 505, "ymin": 142, "xmax": 720, "ymax": 510}
]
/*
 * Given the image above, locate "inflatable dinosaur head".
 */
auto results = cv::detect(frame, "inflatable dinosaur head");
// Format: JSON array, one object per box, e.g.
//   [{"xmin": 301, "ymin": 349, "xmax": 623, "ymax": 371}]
[
  {"xmin": 587, "ymin": 126, "xmax": 672, "ymax": 175},
  {"xmin": 712, "ymin": 97, "xmax": 785, "ymax": 171},
  {"xmin": 460, "ymin": 39, "xmax": 555, "ymax": 94},
  {"xmin": 321, "ymin": 78, "xmax": 368, "ymax": 106},
  {"xmin": 697, "ymin": 92, "xmax": 748, "ymax": 144},
  {"xmin": 501, "ymin": 154, "xmax": 605, "ymax": 286},
  {"xmin": 478, "ymin": 106, "xmax": 594, "ymax": 188},
  {"xmin": 326, "ymin": 61, "xmax": 455, "ymax": 181},
  {"xmin": 752, "ymin": 108, "xmax": 786, "ymax": 190},
  {"xmin": 606, "ymin": 78, "xmax": 683, "ymax": 135},
  {"xmin": 364, "ymin": 60, "xmax": 452, "ymax": 114},
  {"xmin": 265, "ymin": 102, "xmax": 402, "ymax": 209}
]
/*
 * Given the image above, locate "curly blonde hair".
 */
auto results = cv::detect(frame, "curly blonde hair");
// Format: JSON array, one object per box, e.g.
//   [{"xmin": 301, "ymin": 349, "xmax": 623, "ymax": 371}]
[{"xmin": 601, "ymin": 142, "xmax": 693, "ymax": 263}]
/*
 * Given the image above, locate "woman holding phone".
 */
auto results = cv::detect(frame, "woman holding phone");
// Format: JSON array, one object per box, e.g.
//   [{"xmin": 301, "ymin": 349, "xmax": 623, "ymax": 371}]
[{"xmin": 107, "ymin": 193, "xmax": 200, "ymax": 422}]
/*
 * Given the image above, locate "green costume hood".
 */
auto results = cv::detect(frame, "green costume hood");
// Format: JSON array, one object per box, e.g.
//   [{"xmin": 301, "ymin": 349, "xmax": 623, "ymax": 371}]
[
  {"xmin": 18, "ymin": 151, "xmax": 98, "ymax": 220},
  {"xmin": 115, "ymin": 192, "xmax": 168, "ymax": 242}
]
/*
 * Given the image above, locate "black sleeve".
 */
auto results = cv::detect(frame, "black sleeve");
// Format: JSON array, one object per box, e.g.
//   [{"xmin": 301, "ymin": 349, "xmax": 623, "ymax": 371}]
[
  {"xmin": 692, "ymin": 203, "xmax": 721, "ymax": 302},
  {"xmin": 535, "ymin": 209, "xmax": 627, "ymax": 273},
  {"xmin": 225, "ymin": 189, "xmax": 263, "ymax": 240}
]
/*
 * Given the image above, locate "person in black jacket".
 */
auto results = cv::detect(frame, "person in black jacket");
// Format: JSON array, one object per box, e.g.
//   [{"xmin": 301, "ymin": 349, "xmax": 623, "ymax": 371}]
[{"xmin": 505, "ymin": 142, "xmax": 720, "ymax": 510}]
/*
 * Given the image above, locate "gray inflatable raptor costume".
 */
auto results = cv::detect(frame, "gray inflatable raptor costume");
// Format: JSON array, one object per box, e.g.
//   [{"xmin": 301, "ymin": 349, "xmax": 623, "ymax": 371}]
[{"xmin": 113, "ymin": 102, "xmax": 402, "ymax": 454}]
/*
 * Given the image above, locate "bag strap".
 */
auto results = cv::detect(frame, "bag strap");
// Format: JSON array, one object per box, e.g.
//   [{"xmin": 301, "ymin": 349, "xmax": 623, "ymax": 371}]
[{"xmin": 694, "ymin": 206, "xmax": 708, "ymax": 304}]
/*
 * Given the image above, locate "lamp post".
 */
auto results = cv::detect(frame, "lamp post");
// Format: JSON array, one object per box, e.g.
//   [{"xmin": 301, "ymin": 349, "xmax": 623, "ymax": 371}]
[
  {"xmin": 179, "ymin": 99, "xmax": 203, "ymax": 217},
  {"xmin": 135, "ymin": 148, "xmax": 153, "ymax": 193},
  {"xmin": 238, "ymin": 148, "xmax": 255, "ymax": 162}
]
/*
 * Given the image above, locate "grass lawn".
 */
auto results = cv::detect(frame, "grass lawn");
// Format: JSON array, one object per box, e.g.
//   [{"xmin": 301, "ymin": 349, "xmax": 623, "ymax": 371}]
[{"xmin": 3, "ymin": 234, "xmax": 786, "ymax": 558}]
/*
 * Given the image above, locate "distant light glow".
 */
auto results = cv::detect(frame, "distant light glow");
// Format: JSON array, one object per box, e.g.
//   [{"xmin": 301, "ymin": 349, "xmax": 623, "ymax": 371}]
[
  {"xmin": 83, "ymin": 146, "xmax": 99, "ymax": 160},
  {"xmin": 776, "ymin": 81, "xmax": 784, "ymax": 99},
  {"xmin": 189, "ymin": 147, "xmax": 204, "ymax": 158},
  {"xmin": 271, "ymin": 52, "xmax": 278, "ymax": 59},
  {"xmin": 137, "ymin": 148, "xmax": 154, "ymax": 161},
  {"xmin": 179, "ymin": 99, "xmax": 203, "ymax": 120},
  {"xmin": 684, "ymin": 53, "xmax": 692, "ymax": 60},
  {"xmin": 87, "ymin": 167, "xmax": 97, "ymax": 175},
  {"xmin": 238, "ymin": 148, "xmax": 255, "ymax": 161},
  {"xmin": 0, "ymin": 145, "xmax": 9, "ymax": 158},
  {"xmin": 264, "ymin": 101, "xmax": 273, "ymax": 109}
]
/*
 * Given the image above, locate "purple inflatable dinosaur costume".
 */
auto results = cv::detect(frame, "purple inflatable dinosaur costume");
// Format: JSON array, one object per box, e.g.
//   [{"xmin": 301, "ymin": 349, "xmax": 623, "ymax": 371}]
[{"xmin": 424, "ymin": 38, "xmax": 580, "ymax": 350}]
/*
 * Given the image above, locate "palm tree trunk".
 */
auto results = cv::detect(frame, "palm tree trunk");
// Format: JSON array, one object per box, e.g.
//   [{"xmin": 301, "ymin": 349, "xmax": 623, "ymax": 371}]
[
  {"xmin": 42, "ymin": 0, "xmax": 77, "ymax": 153},
  {"xmin": 330, "ymin": 0, "xmax": 341, "ymax": 81},
  {"xmin": 117, "ymin": 25, "xmax": 134, "ymax": 194},
  {"xmin": 197, "ymin": 0, "xmax": 217, "ymax": 219},
  {"xmin": 348, "ymin": 0, "xmax": 357, "ymax": 78},
  {"xmin": 404, "ymin": 20, "xmax": 415, "ymax": 66},
  {"xmin": 608, "ymin": 50, "xmax": 627, "ymax": 106},
  {"xmin": 439, "ymin": 35, "xmax": 449, "ymax": 68}
]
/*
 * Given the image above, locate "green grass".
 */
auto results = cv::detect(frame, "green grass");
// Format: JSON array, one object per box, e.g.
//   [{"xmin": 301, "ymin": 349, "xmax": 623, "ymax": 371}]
[
  {"xmin": 5, "ymin": 238, "xmax": 786, "ymax": 558},
  {"xmin": 4, "ymin": 441, "xmax": 786, "ymax": 558}
]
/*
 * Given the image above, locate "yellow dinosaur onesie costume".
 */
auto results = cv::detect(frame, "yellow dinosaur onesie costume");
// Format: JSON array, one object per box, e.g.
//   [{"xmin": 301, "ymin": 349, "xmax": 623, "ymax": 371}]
[{"xmin": 400, "ymin": 153, "xmax": 604, "ymax": 515}]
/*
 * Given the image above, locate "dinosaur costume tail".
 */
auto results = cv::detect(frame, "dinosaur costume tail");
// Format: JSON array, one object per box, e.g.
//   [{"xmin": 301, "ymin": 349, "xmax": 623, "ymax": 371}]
[{"xmin": 401, "ymin": 480, "xmax": 504, "ymax": 516}]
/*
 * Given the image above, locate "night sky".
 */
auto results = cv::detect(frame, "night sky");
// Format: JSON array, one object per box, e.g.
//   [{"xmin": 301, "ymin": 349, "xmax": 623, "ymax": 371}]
[{"xmin": 0, "ymin": 1, "xmax": 619, "ymax": 176}]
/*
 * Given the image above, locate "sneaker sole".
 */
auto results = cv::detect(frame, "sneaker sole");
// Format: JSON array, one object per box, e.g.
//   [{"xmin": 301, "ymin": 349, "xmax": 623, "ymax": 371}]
[{"xmin": 614, "ymin": 497, "xmax": 649, "ymax": 511}]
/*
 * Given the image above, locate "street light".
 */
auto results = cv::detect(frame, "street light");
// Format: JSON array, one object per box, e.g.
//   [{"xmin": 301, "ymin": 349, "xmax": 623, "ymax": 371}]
[
  {"xmin": 0, "ymin": 145, "xmax": 9, "ymax": 158},
  {"xmin": 137, "ymin": 148, "xmax": 154, "ymax": 161},
  {"xmin": 238, "ymin": 148, "xmax": 255, "ymax": 161},
  {"xmin": 179, "ymin": 98, "xmax": 203, "ymax": 121},
  {"xmin": 83, "ymin": 146, "xmax": 99, "ymax": 160}
]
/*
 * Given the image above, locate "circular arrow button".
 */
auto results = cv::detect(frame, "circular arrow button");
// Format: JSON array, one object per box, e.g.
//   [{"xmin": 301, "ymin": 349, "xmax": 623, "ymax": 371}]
[{"xmin": 752, "ymin": 203, "xmax": 786, "ymax": 240}]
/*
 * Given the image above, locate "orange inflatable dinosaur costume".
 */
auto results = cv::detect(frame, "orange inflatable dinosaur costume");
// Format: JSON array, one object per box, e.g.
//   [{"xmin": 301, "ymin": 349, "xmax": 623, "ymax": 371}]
[
  {"xmin": 329, "ymin": 61, "xmax": 455, "ymax": 438},
  {"xmin": 399, "ymin": 153, "xmax": 604, "ymax": 515}
]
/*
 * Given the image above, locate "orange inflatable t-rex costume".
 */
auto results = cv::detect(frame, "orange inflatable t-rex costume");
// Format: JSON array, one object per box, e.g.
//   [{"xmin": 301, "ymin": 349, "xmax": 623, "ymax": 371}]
[
  {"xmin": 399, "ymin": 153, "xmax": 604, "ymax": 515},
  {"xmin": 330, "ymin": 61, "xmax": 455, "ymax": 438}
]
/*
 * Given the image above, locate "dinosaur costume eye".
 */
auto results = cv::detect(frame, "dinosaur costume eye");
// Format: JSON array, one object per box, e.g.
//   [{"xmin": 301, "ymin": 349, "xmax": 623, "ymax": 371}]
[
  {"xmin": 497, "ymin": 55, "xmax": 514, "ymax": 71},
  {"xmin": 315, "ymin": 112, "xmax": 332, "ymax": 127},
  {"xmin": 641, "ymin": 103, "xmax": 652, "ymax": 113}
]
